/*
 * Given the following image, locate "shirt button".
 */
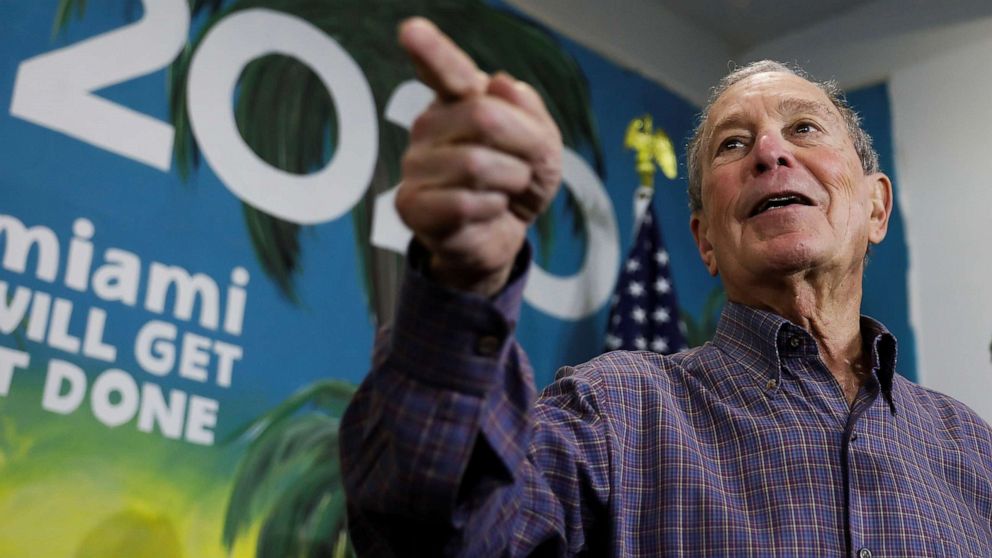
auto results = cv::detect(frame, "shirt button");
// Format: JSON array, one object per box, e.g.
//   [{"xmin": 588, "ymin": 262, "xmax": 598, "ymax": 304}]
[
  {"xmin": 858, "ymin": 547, "xmax": 872, "ymax": 558},
  {"xmin": 476, "ymin": 335, "xmax": 502, "ymax": 356},
  {"xmin": 789, "ymin": 336, "xmax": 801, "ymax": 348},
  {"xmin": 851, "ymin": 433, "xmax": 859, "ymax": 442},
  {"xmin": 765, "ymin": 379, "xmax": 778, "ymax": 390}
]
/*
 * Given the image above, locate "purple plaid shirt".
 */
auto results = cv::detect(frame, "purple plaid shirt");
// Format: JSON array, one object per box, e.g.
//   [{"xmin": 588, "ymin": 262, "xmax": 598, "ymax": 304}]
[{"xmin": 341, "ymin": 249, "xmax": 992, "ymax": 557}]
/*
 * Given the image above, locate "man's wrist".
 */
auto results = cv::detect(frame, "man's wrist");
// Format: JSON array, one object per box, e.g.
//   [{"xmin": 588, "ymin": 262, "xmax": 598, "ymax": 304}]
[
  {"xmin": 407, "ymin": 239, "xmax": 531, "ymax": 304},
  {"xmin": 428, "ymin": 256, "xmax": 514, "ymax": 298}
]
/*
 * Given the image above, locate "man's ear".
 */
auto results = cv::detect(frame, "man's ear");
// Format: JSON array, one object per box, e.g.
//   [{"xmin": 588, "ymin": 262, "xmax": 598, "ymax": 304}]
[
  {"xmin": 867, "ymin": 172, "xmax": 893, "ymax": 245},
  {"xmin": 690, "ymin": 212, "xmax": 719, "ymax": 276}
]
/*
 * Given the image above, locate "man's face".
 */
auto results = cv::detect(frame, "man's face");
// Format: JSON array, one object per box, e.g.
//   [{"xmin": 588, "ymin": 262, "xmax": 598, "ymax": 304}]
[{"xmin": 690, "ymin": 71, "xmax": 892, "ymax": 291}]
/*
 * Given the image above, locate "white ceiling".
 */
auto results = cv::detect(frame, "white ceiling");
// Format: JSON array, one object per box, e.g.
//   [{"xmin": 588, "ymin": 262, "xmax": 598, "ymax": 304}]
[
  {"xmin": 654, "ymin": 0, "xmax": 876, "ymax": 51},
  {"xmin": 655, "ymin": 0, "xmax": 992, "ymax": 54},
  {"xmin": 510, "ymin": 0, "xmax": 992, "ymax": 103}
]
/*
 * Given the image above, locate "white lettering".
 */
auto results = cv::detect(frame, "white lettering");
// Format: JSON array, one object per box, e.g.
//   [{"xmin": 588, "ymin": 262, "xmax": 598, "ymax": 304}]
[
  {"xmin": 134, "ymin": 320, "xmax": 177, "ymax": 377},
  {"xmin": 145, "ymin": 262, "xmax": 220, "ymax": 329},
  {"xmin": 137, "ymin": 383, "xmax": 186, "ymax": 439},
  {"xmin": 212, "ymin": 340, "xmax": 243, "ymax": 389},
  {"xmin": 0, "ymin": 215, "xmax": 59, "ymax": 282},
  {"xmin": 26, "ymin": 291, "xmax": 50, "ymax": 343},
  {"xmin": 185, "ymin": 395, "xmax": 218, "ymax": 446},
  {"xmin": 92, "ymin": 248, "xmax": 141, "ymax": 306},
  {"xmin": 524, "ymin": 149, "xmax": 620, "ymax": 320},
  {"xmin": 42, "ymin": 359, "xmax": 87, "ymax": 415},
  {"xmin": 178, "ymin": 331, "xmax": 211, "ymax": 383},
  {"xmin": 82, "ymin": 307, "xmax": 117, "ymax": 362},
  {"xmin": 47, "ymin": 298, "xmax": 80, "ymax": 353},
  {"xmin": 0, "ymin": 346, "xmax": 29, "ymax": 396},
  {"xmin": 186, "ymin": 9, "xmax": 377, "ymax": 224},
  {"xmin": 90, "ymin": 369, "xmax": 140, "ymax": 427},
  {"xmin": 65, "ymin": 218, "xmax": 95, "ymax": 292},
  {"xmin": 223, "ymin": 266, "xmax": 249, "ymax": 335},
  {"xmin": 9, "ymin": 0, "xmax": 189, "ymax": 170}
]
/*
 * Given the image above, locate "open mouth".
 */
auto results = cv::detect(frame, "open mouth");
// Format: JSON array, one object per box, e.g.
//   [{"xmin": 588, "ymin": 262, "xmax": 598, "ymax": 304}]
[{"xmin": 749, "ymin": 193, "xmax": 814, "ymax": 217}]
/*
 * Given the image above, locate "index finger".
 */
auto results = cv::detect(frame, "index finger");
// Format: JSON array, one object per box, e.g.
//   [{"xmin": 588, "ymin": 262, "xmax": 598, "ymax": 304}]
[
  {"xmin": 488, "ymin": 72, "xmax": 558, "ymax": 132},
  {"xmin": 398, "ymin": 17, "xmax": 487, "ymax": 102}
]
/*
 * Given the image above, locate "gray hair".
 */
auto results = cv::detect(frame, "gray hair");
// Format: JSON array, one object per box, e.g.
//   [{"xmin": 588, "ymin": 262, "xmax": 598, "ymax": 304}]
[{"xmin": 686, "ymin": 60, "xmax": 879, "ymax": 212}]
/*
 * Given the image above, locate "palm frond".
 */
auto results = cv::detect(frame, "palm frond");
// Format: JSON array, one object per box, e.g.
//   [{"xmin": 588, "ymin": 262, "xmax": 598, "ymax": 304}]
[
  {"xmin": 255, "ymin": 461, "xmax": 343, "ymax": 557},
  {"xmin": 222, "ymin": 379, "xmax": 357, "ymax": 555},
  {"xmin": 52, "ymin": 0, "xmax": 86, "ymax": 39},
  {"xmin": 190, "ymin": 0, "xmax": 226, "ymax": 17},
  {"xmin": 242, "ymin": 203, "xmax": 302, "ymax": 304},
  {"xmin": 53, "ymin": 0, "xmax": 144, "ymax": 39},
  {"xmin": 223, "ymin": 379, "xmax": 356, "ymax": 443}
]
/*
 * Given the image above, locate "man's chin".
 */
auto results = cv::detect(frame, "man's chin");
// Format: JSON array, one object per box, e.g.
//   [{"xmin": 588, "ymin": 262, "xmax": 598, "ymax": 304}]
[{"xmin": 750, "ymin": 240, "xmax": 824, "ymax": 275}]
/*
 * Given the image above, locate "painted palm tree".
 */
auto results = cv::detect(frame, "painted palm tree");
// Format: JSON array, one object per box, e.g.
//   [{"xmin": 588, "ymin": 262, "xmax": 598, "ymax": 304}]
[
  {"xmin": 172, "ymin": 0, "xmax": 603, "ymax": 326},
  {"xmin": 220, "ymin": 379, "xmax": 357, "ymax": 557}
]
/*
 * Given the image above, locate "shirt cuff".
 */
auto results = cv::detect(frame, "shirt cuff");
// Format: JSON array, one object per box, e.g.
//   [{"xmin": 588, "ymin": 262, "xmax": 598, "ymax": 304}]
[{"xmin": 387, "ymin": 241, "xmax": 530, "ymax": 396}]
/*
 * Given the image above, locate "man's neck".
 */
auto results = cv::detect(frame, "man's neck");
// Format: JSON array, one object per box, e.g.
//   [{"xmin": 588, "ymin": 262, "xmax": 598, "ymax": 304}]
[{"xmin": 728, "ymin": 269, "xmax": 870, "ymax": 406}]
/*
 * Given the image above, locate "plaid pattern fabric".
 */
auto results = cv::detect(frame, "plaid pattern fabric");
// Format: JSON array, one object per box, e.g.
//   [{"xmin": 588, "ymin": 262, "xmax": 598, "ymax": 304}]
[{"xmin": 341, "ymin": 252, "xmax": 992, "ymax": 557}]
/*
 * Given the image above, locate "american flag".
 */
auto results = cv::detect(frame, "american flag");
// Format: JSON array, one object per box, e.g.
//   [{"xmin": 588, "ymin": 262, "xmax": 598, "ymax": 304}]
[{"xmin": 604, "ymin": 196, "xmax": 687, "ymax": 354}]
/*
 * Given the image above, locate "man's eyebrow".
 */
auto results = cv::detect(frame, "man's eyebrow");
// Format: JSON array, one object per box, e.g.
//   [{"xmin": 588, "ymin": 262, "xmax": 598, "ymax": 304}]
[
  {"xmin": 778, "ymin": 98, "xmax": 838, "ymax": 120},
  {"xmin": 709, "ymin": 114, "xmax": 750, "ymax": 137},
  {"xmin": 706, "ymin": 98, "xmax": 839, "ymax": 146}
]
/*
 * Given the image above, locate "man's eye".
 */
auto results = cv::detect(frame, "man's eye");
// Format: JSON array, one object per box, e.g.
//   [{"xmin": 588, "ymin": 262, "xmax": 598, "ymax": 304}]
[
  {"xmin": 794, "ymin": 121, "xmax": 819, "ymax": 134},
  {"xmin": 718, "ymin": 138, "xmax": 745, "ymax": 152}
]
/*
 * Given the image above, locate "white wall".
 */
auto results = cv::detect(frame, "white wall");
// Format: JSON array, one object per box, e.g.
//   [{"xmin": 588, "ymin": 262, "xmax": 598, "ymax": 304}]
[{"xmin": 885, "ymin": 38, "xmax": 992, "ymax": 421}]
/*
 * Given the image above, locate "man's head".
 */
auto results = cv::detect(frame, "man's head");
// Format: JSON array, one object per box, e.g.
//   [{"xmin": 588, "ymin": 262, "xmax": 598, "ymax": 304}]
[
  {"xmin": 687, "ymin": 61, "xmax": 893, "ymax": 294},
  {"xmin": 687, "ymin": 61, "xmax": 879, "ymax": 213}
]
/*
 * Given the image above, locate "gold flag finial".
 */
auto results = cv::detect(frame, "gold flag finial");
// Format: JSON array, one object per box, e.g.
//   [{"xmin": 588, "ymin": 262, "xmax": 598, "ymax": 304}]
[{"xmin": 624, "ymin": 114, "xmax": 678, "ymax": 187}]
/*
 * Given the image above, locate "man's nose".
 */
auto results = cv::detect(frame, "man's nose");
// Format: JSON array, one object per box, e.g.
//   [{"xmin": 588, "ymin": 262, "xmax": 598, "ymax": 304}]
[{"xmin": 752, "ymin": 131, "xmax": 794, "ymax": 175}]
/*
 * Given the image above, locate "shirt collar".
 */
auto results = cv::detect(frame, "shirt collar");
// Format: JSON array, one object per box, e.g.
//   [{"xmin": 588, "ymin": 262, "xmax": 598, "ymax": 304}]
[
  {"xmin": 711, "ymin": 301, "xmax": 898, "ymax": 413},
  {"xmin": 860, "ymin": 314, "xmax": 899, "ymax": 414}
]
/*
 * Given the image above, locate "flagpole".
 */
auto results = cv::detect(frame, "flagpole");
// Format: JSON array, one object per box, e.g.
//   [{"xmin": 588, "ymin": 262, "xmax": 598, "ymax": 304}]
[{"xmin": 604, "ymin": 115, "xmax": 687, "ymax": 355}]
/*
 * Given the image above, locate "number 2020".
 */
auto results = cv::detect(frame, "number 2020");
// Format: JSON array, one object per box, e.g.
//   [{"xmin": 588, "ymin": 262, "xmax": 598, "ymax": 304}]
[{"xmin": 9, "ymin": 0, "xmax": 619, "ymax": 320}]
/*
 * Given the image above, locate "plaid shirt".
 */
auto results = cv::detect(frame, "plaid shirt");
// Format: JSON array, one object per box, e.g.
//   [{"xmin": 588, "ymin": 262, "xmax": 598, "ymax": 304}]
[{"xmin": 341, "ymin": 249, "xmax": 992, "ymax": 557}]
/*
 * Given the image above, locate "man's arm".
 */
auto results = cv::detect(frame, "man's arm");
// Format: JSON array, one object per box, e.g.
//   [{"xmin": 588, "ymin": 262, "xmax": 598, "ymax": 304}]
[
  {"xmin": 339, "ymin": 243, "xmax": 612, "ymax": 556},
  {"xmin": 339, "ymin": 19, "xmax": 609, "ymax": 555}
]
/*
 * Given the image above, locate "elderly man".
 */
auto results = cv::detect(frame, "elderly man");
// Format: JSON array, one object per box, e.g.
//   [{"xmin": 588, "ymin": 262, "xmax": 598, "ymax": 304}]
[{"xmin": 340, "ymin": 17, "xmax": 992, "ymax": 557}]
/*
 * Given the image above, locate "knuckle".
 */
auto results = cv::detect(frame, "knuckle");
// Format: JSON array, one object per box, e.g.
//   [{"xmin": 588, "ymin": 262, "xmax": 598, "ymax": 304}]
[
  {"xmin": 400, "ymin": 150, "xmax": 418, "ymax": 177},
  {"xmin": 467, "ymin": 99, "xmax": 499, "ymax": 132},
  {"xmin": 401, "ymin": 144, "xmax": 434, "ymax": 177},
  {"xmin": 519, "ymin": 81, "xmax": 542, "ymax": 105},
  {"xmin": 546, "ymin": 121, "xmax": 564, "ymax": 147},
  {"xmin": 394, "ymin": 182, "xmax": 415, "ymax": 214},
  {"xmin": 460, "ymin": 147, "xmax": 487, "ymax": 181},
  {"xmin": 409, "ymin": 110, "xmax": 435, "ymax": 141},
  {"xmin": 449, "ymin": 191, "xmax": 473, "ymax": 221}
]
